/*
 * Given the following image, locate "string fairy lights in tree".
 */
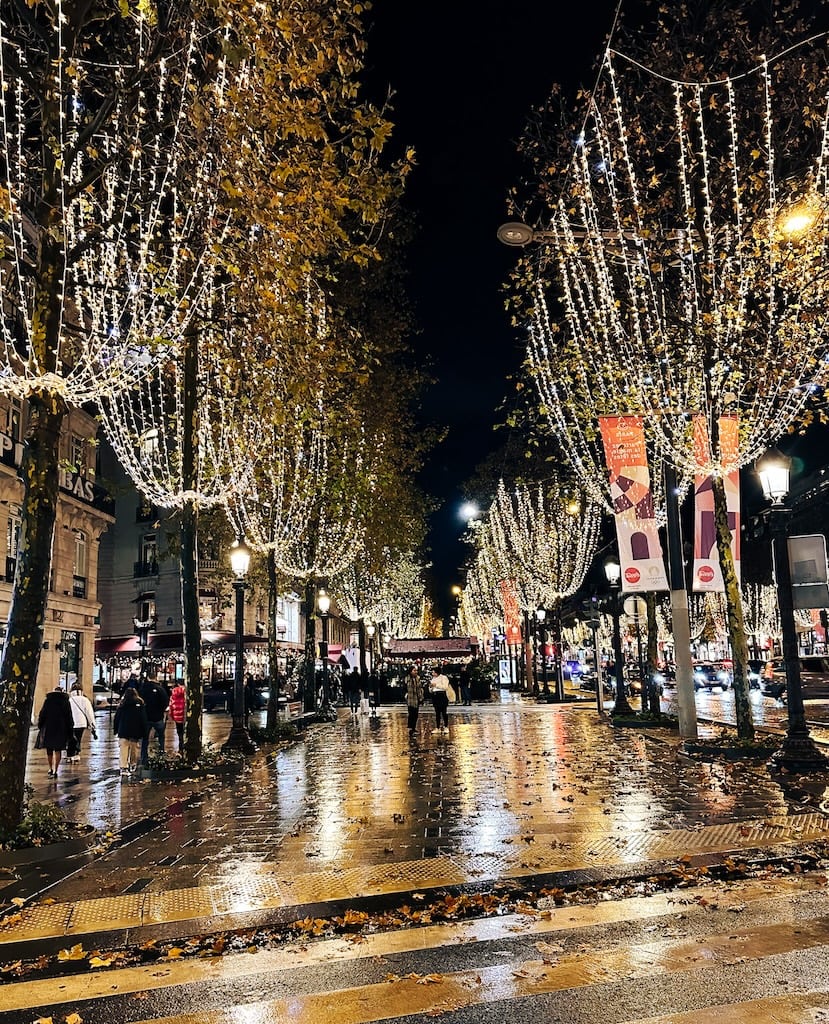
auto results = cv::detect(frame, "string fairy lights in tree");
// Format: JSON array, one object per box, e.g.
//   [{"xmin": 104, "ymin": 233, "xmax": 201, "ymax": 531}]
[
  {"xmin": 524, "ymin": 38, "xmax": 829, "ymax": 738},
  {"xmin": 369, "ymin": 550, "xmax": 426, "ymax": 641},
  {"xmin": 487, "ymin": 480, "xmax": 602, "ymax": 611},
  {"xmin": 0, "ymin": 6, "xmax": 224, "ymax": 404},
  {"xmin": 0, "ymin": 0, "xmax": 245, "ymax": 826}
]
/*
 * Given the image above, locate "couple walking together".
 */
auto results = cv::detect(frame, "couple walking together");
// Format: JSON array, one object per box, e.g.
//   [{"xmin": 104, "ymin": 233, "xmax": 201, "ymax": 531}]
[{"xmin": 406, "ymin": 666, "xmax": 454, "ymax": 736}]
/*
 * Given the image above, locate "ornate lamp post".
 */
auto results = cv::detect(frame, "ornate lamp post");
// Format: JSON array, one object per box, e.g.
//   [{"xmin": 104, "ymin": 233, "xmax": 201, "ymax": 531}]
[
  {"xmin": 317, "ymin": 590, "xmax": 336, "ymax": 721},
  {"xmin": 604, "ymin": 557, "xmax": 633, "ymax": 716},
  {"xmin": 132, "ymin": 614, "xmax": 156, "ymax": 682},
  {"xmin": 535, "ymin": 608, "xmax": 549, "ymax": 699},
  {"xmin": 366, "ymin": 622, "xmax": 376, "ymax": 671},
  {"xmin": 223, "ymin": 539, "xmax": 256, "ymax": 753},
  {"xmin": 757, "ymin": 450, "xmax": 829, "ymax": 772}
]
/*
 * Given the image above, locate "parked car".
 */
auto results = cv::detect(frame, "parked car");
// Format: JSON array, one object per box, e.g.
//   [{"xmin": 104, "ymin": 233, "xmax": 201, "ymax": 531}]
[
  {"xmin": 92, "ymin": 682, "xmax": 119, "ymax": 709},
  {"xmin": 693, "ymin": 662, "xmax": 731, "ymax": 691},
  {"xmin": 760, "ymin": 657, "xmax": 829, "ymax": 702}
]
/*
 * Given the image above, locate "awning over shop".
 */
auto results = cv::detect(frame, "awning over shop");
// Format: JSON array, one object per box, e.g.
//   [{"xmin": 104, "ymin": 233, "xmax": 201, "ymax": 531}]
[
  {"xmin": 385, "ymin": 636, "xmax": 479, "ymax": 663},
  {"xmin": 96, "ymin": 630, "xmax": 277, "ymax": 656}
]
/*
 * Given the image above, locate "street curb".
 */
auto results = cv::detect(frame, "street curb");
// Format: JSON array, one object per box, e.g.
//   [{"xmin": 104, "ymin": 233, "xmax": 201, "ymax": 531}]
[{"xmin": 0, "ymin": 839, "xmax": 823, "ymax": 968}]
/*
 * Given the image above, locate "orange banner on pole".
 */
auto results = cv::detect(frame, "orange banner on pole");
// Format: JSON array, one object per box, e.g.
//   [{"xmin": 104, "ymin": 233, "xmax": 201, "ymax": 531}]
[
  {"xmin": 599, "ymin": 416, "xmax": 669, "ymax": 593},
  {"xmin": 499, "ymin": 580, "xmax": 523, "ymax": 645},
  {"xmin": 692, "ymin": 416, "xmax": 740, "ymax": 592}
]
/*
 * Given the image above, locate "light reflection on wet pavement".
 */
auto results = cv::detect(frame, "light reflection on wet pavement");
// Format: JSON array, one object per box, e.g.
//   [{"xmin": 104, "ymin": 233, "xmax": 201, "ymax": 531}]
[{"xmin": 33, "ymin": 693, "xmax": 819, "ymax": 903}]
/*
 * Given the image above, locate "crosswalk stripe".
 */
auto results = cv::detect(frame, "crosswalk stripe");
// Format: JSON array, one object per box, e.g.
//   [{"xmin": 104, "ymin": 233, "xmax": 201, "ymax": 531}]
[
  {"xmin": 0, "ymin": 875, "xmax": 824, "ymax": 1018},
  {"xmin": 622, "ymin": 992, "xmax": 829, "ymax": 1023}
]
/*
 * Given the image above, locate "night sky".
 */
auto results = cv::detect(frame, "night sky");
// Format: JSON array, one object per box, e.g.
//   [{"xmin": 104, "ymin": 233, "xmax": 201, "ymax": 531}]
[{"xmin": 366, "ymin": 1, "xmax": 621, "ymax": 614}]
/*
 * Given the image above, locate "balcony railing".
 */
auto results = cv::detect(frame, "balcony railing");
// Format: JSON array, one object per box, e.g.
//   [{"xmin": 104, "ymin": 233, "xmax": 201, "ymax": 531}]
[
  {"xmin": 199, "ymin": 558, "xmax": 220, "ymax": 572},
  {"xmin": 133, "ymin": 560, "xmax": 159, "ymax": 578},
  {"xmin": 72, "ymin": 575, "xmax": 87, "ymax": 599}
]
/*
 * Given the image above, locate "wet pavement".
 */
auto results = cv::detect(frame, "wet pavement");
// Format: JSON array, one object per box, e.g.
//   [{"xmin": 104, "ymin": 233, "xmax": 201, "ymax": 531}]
[{"xmin": 5, "ymin": 692, "xmax": 829, "ymax": 1023}]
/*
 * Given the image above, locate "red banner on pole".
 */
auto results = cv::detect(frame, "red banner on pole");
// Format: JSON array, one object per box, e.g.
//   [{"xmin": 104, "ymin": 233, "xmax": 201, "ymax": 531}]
[
  {"xmin": 599, "ymin": 416, "xmax": 669, "ymax": 592},
  {"xmin": 692, "ymin": 416, "xmax": 740, "ymax": 592},
  {"xmin": 499, "ymin": 580, "xmax": 523, "ymax": 645}
]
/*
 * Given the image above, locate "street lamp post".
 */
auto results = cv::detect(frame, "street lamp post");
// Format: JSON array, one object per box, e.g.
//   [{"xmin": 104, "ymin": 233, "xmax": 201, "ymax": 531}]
[
  {"xmin": 223, "ymin": 539, "xmax": 256, "ymax": 753},
  {"xmin": 757, "ymin": 450, "xmax": 829, "ymax": 772},
  {"xmin": 317, "ymin": 590, "xmax": 336, "ymax": 721},
  {"xmin": 132, "ymin": 614, "xmax": 155, "ymax": 682},
  {"xmin": 535, "ymin": 608, "xmax": 550, "ymax": 699},
  {"xmin": 366, "ymin": 623, "xmax": 376, "ymax": 672},
  {"xmin": 604, "ymin": 557, "xmax": 634, "ymax": 716}
]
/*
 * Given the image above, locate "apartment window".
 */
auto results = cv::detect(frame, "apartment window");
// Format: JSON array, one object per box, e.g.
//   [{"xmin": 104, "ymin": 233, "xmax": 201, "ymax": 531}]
[
  {"xmin": 140, "ymin": 428, "xmax": 159, "ymax": 457},
  {"xmin": 73, "ymin": 530, "xmax": 87, "ymax": 579},
  {"xmin": 6, "ymin": 399, "xmax": 22, "ymax": 442},
  {"xmin": 70, "ymin": 434, "xmax": 86, "ymax": 474},
  {"xmin": 5, "ymin": 509, "xmax": 20, "ymax": 583},
  {"xmin": 136, "ymin": 593, "xmax": 156, "ymax": 623},
  {"xmin": 134, "ymin": 534, "xmax": 158, "ymax": 578}
]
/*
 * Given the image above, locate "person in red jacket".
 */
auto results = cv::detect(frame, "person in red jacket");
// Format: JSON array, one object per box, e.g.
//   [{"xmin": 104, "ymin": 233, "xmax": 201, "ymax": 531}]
[{"xmin": 169, "ymin": 682, "xmax": 186, "ymax": 751}]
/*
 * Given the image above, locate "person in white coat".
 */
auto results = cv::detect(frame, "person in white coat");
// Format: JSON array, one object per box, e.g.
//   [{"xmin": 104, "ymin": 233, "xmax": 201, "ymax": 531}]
[{"xmin": 68, "ymin": 683, "xmax": 97, "ymax": 762}]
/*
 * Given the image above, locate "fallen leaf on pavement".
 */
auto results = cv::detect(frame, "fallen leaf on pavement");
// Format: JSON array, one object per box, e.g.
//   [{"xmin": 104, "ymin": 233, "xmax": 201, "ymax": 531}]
[
  {"xmin": 65, "ymin": 1014, "xmax": 84, "ymax": 1024},
  {"xmin": 88, "ymin": 957, "xmax": 113, "ymax": 969},
  {"xmin": 57, "ymin": 944, "xmax": 86, "ymax": 962}
]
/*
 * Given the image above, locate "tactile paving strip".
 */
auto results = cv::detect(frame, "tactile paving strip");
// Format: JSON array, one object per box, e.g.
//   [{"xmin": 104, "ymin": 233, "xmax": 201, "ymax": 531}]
[
  {"xmin": 213, "ymin": 876, "xmax": 284, "ymax": 914},
  {"xmin": 2, "ymin": 812, "xmax": 827, "ymax": 943},
  {"xmin": 143, "ymin": 887, "xmax": 217, "ymax": 924},
  {"xmin": 68, "ymin": 894, "xmax": 145, "ymax": 933},
  {"xmin": 0, "ymin": 903, "xmax": 73, "ymax": 941},
  {"xmin": 277, "ymin": 870, "xmax": 354, "ymax": 905}
]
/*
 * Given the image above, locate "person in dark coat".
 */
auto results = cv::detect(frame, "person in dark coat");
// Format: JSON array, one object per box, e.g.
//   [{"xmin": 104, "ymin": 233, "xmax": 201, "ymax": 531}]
[
  {"xmin": 114, "ymin": 687, "xmax": 148, "ymax": 774},
  {"xmin": 139, "ymin": 672, "xmax": 169, "ymax": 766},
  {"xmin": 37, "ymin": 687, "xmax": 74, "ymax": 777}
]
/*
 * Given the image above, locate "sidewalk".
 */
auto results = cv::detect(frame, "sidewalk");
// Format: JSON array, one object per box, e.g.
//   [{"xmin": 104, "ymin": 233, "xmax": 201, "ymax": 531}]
[{"xmin": 2, "ymin": 700, "xmax": 828, "ymax": 953}]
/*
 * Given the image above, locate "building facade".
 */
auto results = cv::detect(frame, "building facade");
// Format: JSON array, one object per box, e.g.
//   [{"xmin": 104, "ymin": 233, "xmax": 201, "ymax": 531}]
[
  {"xmin": 95, "ymin": 438, "xmax": 306, "ymax": 686},
  {"xmin": 0, "ymin": 397, "xmax": 114, "ymax": 712}
]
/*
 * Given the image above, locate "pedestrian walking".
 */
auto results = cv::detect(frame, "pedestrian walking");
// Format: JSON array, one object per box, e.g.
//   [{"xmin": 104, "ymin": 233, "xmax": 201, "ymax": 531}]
[
  {"xmin": 114, "ymin": 687, "xmax": 148, "ymax": 774},
  {"xmin": 139, "ymin": 671, "xmax": 169, "ymax": 765},
  {"xmin": 405, "ymin": 667, "xmax": 423, "ymax": 736},
  {"xmin": 344, "ymin": 669, "xmax": 359, "ymax": 714},
  {"xmin": 429, "ymin": 666, "xmax": 453, "ymax": 735},
  {"xmin": 169, "ymin": 681, "xmax": 186, "ymax": 751},
  {"xmin": 360, "ymin": 672, "xmax": 371, "ymax": 715},
  {"xmin": 67, "ymin": 683, "xmax": 97, "ymax": 762},
  {"xmin": 36, "ymin": 686, "xmax": 74, "ymax": 777},
  {"xmin": 459, "ymin": 665, "xmax": 472, "ymax": 705},
  {"xmin": 368, "ymin": 669, "xmax": 380, "ymax": 718}
]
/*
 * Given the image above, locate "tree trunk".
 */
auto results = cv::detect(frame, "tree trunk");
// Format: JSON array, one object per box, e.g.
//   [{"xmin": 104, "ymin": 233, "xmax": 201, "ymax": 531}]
[
  {"xmin": 266, "ymin": 549, "xmax": 279, "ymax": 730},
  {"xmin": 645, "ymin": 592, "xmax": 660, "ymax": 714},
  {"xmin": 0, "ymin": 396, "xmax": 65, "ymax": 833},
  {"xmin": 181, "ymin": 328, "xmax": 202, "ymax": 762},
  {"xmin": 711, "ymin": 473, "xmax": 753, "ymax": 740},
  {"xmin": 303, "ymin": 579, "xmax": 317, "ymax": 712},
  {"xmin": 358, "ymin": 617, "xmax": 367, "ymax": 677}
]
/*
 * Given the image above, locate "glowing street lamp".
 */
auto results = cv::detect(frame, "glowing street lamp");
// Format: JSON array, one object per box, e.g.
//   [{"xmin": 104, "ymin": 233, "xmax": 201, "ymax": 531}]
[
  {"xmin": 317, "ymin": 589, "xmax": 336, "ymax": 721},
  {"xmin": 757, "ymin": 450, "xmax": 828, "ymax": 772},
  {"xmin": 604, "ymin": 556, "xmax": 633, "ymax": 716},
  {"xmin": 223, "ymin": 539, "xmax": 256, "ymax": 753}
]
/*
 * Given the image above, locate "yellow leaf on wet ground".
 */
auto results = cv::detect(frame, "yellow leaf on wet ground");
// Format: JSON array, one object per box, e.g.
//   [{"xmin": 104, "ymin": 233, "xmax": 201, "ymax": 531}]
[{"xmin": 57, "ymin": 944, "xmax": 86, "ymax": 962}]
